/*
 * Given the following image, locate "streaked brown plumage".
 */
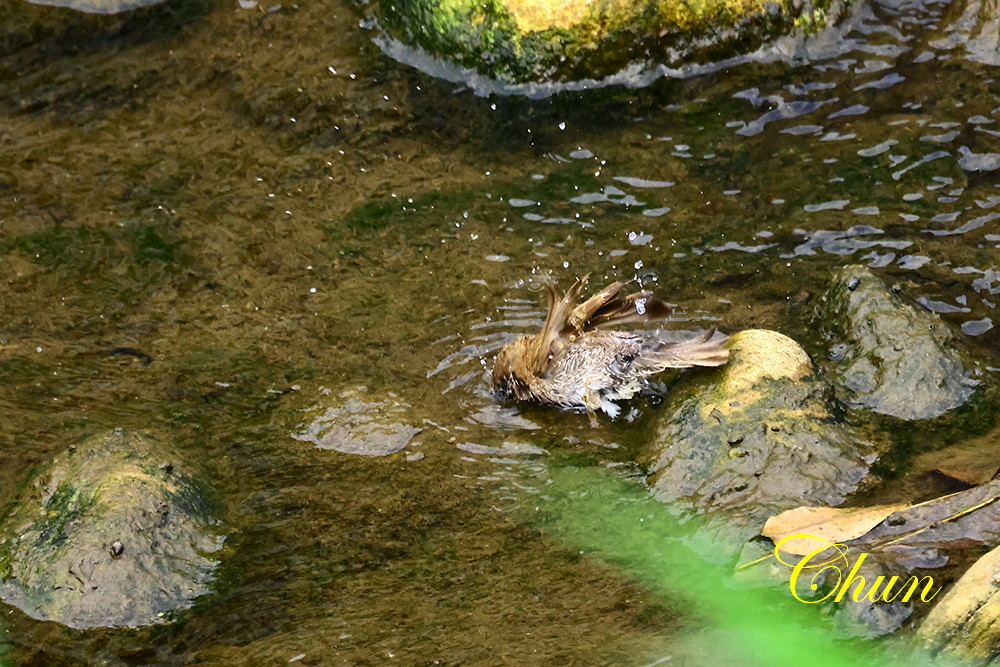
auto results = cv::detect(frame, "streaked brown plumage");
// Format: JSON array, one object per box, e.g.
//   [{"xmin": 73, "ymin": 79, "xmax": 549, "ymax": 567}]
[{"xmin": 491, "ymin": 274, "xmax": 729, "ymax": 420}]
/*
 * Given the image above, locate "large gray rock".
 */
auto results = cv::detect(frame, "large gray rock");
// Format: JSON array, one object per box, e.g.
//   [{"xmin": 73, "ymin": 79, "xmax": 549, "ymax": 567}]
[
  {"xmin": 644, "ymin": 329, "xmax": 874, "ymax": 557},
  {"xmin": 0, "ymin": 429, "xmax": 223, "ymax": 629},
  {"xmin": 816, "ymin": 265, "xmax": 976, "ymax": 420}
]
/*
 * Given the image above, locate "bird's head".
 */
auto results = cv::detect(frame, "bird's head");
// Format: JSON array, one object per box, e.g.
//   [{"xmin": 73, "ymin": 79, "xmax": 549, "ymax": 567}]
[{"xmin": 490, "ymin": 336, "xmax": 536, "ymax": 400}]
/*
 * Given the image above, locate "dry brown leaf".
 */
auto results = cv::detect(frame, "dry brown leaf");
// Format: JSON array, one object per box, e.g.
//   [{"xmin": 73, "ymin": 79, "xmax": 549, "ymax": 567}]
[{"xmin": 762, "ymin": 502, "xmax": 910, "ymax": 556}]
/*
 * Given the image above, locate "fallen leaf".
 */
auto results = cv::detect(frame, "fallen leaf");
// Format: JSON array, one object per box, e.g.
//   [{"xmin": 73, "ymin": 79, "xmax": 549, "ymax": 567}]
[{"xmin": 762, "ymin": 502, "xmax": 910, "ymax": 556}]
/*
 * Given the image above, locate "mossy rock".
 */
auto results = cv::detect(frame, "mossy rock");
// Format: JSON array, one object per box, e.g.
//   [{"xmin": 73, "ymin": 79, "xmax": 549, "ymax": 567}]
[
  {"xmin": 16, "ymin": 0, "xmax": 168, "ymax": 13},
  {"xmin": 374, "ymin": 0, "xmax": 850, "ymax": 85},
  {"xmin": 0, "ymin": 430, "xmax": 223, "ymax": 629},
  {"xmin": 816, "ymin": 265, "xmax": 977, "ymax": 420},
  {"xmin": 643, "ymin": 329, "xmax": 874, "ymax": 555}
]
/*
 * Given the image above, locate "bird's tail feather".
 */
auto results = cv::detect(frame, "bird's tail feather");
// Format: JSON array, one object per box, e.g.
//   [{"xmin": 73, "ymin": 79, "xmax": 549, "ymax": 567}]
[{"xmin": 639, "ymin": 328, "xmax": 729, "ymax": 371}]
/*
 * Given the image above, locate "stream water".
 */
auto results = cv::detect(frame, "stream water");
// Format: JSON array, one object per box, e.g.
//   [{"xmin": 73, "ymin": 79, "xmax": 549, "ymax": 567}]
[{"xmin": 0, "ymin": 0, "xmax": 999, "ymax": 663}]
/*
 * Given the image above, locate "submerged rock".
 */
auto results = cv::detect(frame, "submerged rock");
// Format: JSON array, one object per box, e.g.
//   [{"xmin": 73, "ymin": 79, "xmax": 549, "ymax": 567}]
[
  {"xmin": 292, "ymin": 386, "xmax": 422, "ymax": 456},
  {"xmin": 374, "ymin": 0, "xmax": 852, "ymax": 86},
  {"xmin": 644, "ymin": 329, "xmax": 873, "ymax": 555},
  {"xmin": 20, "ymin": 0, "xmax": 168, "ymax": 13},
  {"xmin": 816, "ymin": 265, "xmax": 976, "ymax": 420},
  {"xmin": 0, "ymin": 430, "xmax": 223, "ymax": 629}
]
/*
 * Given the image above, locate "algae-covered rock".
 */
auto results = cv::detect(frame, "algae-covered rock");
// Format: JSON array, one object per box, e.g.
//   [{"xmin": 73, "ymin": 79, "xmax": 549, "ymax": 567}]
[
  {"xmin": 0, "ymin": 429, "xmax": 223, "ymax": 629},
  {"xmin": 644, "ymin": 329, "xmax": 873, "ymax": 554},
  {"xmin": 374, "ymin": 0, "xmax": 851, "ymax": 86},
  {"xmin": 20, "ymin": 0, "xmax": 168, "ymax": 13},
  {"xmin": 919, "ymin": 543, "xmax": 1000, "ymax": 664},
  {"xmin": 817, "ymin": 265, "xmax": 976, "ymax": 420}
]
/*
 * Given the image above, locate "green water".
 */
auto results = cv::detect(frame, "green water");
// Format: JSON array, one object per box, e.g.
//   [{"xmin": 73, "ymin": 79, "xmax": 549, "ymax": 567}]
[{"xmin": 0, "ymin": 0, "xmax": 999, "ymax": 662}]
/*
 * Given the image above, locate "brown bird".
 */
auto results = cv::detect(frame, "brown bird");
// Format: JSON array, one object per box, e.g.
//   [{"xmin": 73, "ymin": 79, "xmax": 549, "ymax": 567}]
[{"xmin": 491, "ymin": 274, "xmax": 729, "ymax": 422}]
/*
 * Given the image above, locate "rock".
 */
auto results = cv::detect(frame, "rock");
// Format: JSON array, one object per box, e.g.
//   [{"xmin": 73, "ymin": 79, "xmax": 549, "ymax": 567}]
[
  {"xmin": 373, "ymin": 0, "xmax": 853, "ymax": 87},
  {"xmin": 643, "ymin": 329, "xmax": 874, "ymax": 556},
  {"xmin": 20, "ymin": 0, "xmax": 168, "ymax": 14},
  {"xmin": 0, "ymin": 430, "xmax": 223, "ymax": 629},
  {"xmin": 919, "ymin": 543, "xmax": 1000, "ymax": 664},
  {"xmin": 292, "ymin": 386, "xmax": 422, "ymax": 456},
  {"xmin": 816, "ymin": 265, "xmax": 976, "ymax": 420}
]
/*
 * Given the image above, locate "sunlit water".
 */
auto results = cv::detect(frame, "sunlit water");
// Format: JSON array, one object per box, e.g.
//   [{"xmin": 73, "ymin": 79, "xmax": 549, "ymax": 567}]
[{"xmin": 0, "ymin": 0, "xmax": 998, "ymax": 662}]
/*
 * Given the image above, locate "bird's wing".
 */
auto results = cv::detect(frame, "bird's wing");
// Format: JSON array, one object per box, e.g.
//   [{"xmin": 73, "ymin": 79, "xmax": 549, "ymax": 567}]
[
  {"xmin": 567, "ymin": 280, "xmax": 625, "ymax": 332},
  {"xmin": 586, "ymin": 289, "xmax": 672, "ymax": 329},
  {"xmin": 529, "ymin": 274, "xmax": 591, "ymax": 375},
  {"xmin": 529, "ymin": 276, "xmax": 673, "ymax": 376}
]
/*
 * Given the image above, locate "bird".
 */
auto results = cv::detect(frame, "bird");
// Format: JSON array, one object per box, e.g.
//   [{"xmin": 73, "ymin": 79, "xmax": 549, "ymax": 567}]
[{"xmin": 491, "ymin": 274, "xmax": 729, "ymax": 422}]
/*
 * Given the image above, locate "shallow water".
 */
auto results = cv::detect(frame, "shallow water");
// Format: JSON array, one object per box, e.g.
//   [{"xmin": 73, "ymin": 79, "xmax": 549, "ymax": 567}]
[{"xmin": 0, "ymin": 0, "xmax": 999, "ymax": 662}]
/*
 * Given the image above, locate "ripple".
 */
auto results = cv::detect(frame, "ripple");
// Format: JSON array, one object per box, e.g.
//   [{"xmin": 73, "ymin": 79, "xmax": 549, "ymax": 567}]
[
  {"xmin": 899, "ymin": 255, "xmax": 932, "ymax": 270},
  {"xmin": 858, "ymin": 139, "xmax": 898, "ymax": 156},
  {"xmin": 828, "ymin": 104, "xmax": 869, "ymax": 119},
  {"xmin": 962, "ymin": 318, "xmax": 995, "ymax": 335},
  {"xmin": 642, "ymin": 207, "xmax": 671, "ymax": 217},
  {"xmin": 921, "ymin": 131, "xmax": 960, "ymax": 143},
  {"xmin": 853, "ymin": 72, "xmax": 905, "ymax": 91},
  {"xmin": 924, "ymin": 212, "xmax": 1000, "ymax": 236},
  {"xmin": 917, "ymin": 297, "xmax": 971, "ymax": 314},
  {"xmin": 708, "ymin": 241, "xmax": 778, "ymax": 254},
  {"xmin": 781, "ymin": 125, "xmax": 823, "ymax": 136},
  {"xmin": 613, "ymin": 176, "xmax": 675, "ymax": 188},
  {"xmin": 736, "ymin": 99, "xmax": 834, "ymax": 137},
  {"xmin": 958, "ymin": 146, "xmax": 1000, "ymax": 171},
  {"xmin": 456, "ymin": 441, "xmax": 548, "ymax": 457},
  {"xmin": 804, "ymin": 199, "xmax": 850, "ymax": 212},
  {"xmin": 784, "ymin": 225, "xmax": 912, "ymax": 258},
  {"xmin": 892, "ymin": 150, "xmax": 950, "ymax": 180}
]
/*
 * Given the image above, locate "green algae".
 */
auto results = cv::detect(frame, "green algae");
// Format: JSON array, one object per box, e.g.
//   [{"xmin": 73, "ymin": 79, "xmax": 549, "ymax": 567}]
[
  {"xmin": 376, "ymin": 0, "xmax": 853, "ymax": 85},
  {"xmin": 532, "ymin": 463, "xmax": 945, "ymax": 667},
  {"xmin": 0, "ymin": 430, "xmax": 222, "ymax": 629}
]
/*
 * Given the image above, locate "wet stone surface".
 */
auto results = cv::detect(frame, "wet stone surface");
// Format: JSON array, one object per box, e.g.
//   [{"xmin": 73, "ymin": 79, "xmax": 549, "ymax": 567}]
[
  {"xmin": 0, "ymin": 429, "xmax": 223, "ymax": 629},
  {"xmin": 644, "ymin": 329, "xmax": 876, "ymax": 558},
  {"xmin": 292, "ymin": 386, "xmax": 423, "ymax": 456},
  {"xmin": 816, "ymin": 265, "xmax": 977, "ymax": 420},
  {"xmin": 374, "ymin": 0, "xmax": 854, "ymax": 88},
  {"xmin": 20, "ymin": 0, "xmax": 168, "ymax": 14},
  {"xmin": 919, "ymin": 540, "xmax": 1000, "ymax": 664}
]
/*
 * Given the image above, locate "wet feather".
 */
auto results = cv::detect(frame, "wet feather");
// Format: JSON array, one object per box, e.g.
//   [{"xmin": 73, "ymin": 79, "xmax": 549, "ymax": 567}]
[{"xmin": 491, "ymin": 275, "xmax": 729, "ymax": 420}]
